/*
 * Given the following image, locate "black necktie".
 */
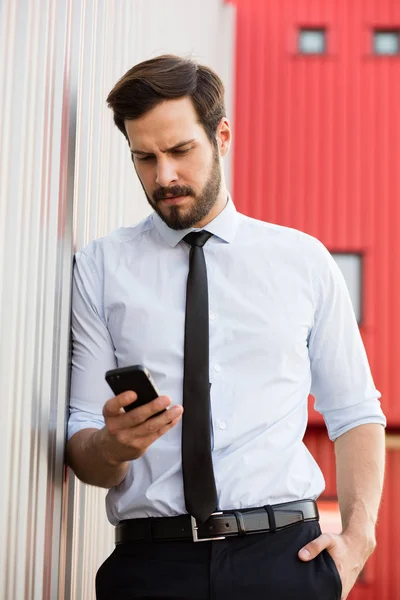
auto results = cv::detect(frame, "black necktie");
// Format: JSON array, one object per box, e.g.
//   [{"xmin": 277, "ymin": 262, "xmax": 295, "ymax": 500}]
[{"xmin": 182, "ymin": 231, "xmax": 218, "ymax": 523}]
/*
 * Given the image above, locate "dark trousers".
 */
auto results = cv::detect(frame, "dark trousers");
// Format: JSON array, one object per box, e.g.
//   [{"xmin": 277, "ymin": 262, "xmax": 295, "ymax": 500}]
[{"xmin": 96, "ymin": 521, "xmax": 342, "ymax": 600}]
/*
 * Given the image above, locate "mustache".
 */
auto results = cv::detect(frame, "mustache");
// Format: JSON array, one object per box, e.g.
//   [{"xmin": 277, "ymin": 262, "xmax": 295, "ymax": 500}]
[{"xmin": 153, "ymin": 185, "xmax": 194, "ymax": 202}]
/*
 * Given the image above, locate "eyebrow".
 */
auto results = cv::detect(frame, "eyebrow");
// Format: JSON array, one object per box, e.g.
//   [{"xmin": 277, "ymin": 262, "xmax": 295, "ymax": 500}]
[{"xmin": 130, "ymin": 139, "xmax": 196, "ymax": 156}]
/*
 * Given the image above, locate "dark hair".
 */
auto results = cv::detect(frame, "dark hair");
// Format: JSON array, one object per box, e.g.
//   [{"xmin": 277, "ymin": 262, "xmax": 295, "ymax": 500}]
[{"xmin": 106, "ymin": 54, "xmax": 226, "ymax": 147}]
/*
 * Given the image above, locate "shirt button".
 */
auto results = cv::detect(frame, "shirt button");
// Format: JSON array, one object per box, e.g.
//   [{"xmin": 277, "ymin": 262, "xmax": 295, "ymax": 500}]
[
  {"xmin": 209, "ymin": 312, "xmax": 216, "ymax": 321},
  {"xmin": 213, "ymin": 364, "xmax": 221, "ymax": 372},
  {"xmin": 219, "ymin": 421, "xmax": 227, "ymax": 430}
]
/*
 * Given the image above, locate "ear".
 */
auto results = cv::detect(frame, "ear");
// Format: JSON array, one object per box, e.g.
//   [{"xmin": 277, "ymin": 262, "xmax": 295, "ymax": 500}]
[{"xmin": 216, "ymin": 117, "xmax": 231, "ymax": 157}]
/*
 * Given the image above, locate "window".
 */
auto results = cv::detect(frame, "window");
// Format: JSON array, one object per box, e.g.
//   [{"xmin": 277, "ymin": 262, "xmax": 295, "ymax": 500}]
[
  {"xmin": 298, "ymin": 29, "xmax": 326, "ymax": 54},
  {"xmin": 331, "ymin": 253, "xmax": 362, "ymax": 324},
  {"xmin": 374, "ymin": 30, "xmax": 400, "ymax": 55}
]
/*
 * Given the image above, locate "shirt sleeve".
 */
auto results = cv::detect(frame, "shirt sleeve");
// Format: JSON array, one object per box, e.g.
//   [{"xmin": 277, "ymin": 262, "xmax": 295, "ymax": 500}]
[
  {"xmin": 308, "ymin": 241, "xmax": 386, "ymax": 441},
  {"xmin": 68, "ymin": 247, "xmax": 117, "ymax": 440}
]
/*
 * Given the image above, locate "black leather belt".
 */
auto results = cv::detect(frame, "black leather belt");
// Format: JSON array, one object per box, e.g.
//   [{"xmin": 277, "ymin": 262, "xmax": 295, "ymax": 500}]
[{"xmin": 115, "ymin": 499, "xmax": 319, "ymax": 544}]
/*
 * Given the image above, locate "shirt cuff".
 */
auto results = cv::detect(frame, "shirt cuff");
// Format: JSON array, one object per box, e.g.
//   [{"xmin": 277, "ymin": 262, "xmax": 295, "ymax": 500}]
[
  {"xmin": 322, "ymin": 399, "xmax": 386, "ymax": 441},
  {"xmin": 67, "ymin": 407, "xmax": 105, "ymax": 440}
]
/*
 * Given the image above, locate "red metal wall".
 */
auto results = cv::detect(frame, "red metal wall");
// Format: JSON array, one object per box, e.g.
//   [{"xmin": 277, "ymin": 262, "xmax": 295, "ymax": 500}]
[
  {"xmin": 305, "ymin": 429, "xmax": 400, "ymax": 600},
  {"xmin": 232, "ymin": 0, "xmax": 400, "ymax": 425},
  {"xmin": 230, "ymin": 0, "xmax": 400, "ymax": 597}
]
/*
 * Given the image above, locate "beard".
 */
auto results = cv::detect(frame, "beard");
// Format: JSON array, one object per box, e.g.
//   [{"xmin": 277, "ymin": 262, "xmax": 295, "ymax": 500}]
[{"xmin": 141, "ymin": 148, "xmax": 222, "ymax": 230}]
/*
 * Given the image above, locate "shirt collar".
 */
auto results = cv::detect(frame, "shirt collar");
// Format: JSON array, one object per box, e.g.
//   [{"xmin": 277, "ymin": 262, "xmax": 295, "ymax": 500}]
[{"xmin": 152, "ymin": 195, "xmax": 238, "ymax": 248}]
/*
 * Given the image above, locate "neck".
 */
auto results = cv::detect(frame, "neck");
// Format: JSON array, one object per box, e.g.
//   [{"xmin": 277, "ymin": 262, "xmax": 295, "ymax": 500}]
[{"xmin": 194, "ymin": 183, "xmax": 229, "ymax": 229}]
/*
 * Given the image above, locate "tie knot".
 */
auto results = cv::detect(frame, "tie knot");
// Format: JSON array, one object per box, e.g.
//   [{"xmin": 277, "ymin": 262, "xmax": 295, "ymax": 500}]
[{"xmin": 183, "ymin": 231, "xmax": 213, "ymax": 248}]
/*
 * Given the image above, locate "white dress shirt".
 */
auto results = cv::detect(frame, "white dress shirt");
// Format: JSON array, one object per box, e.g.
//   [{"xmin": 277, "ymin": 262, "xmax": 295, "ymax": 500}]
[{"xmin": 68, "ymin": 197, "xmax": 386, "ymax": 525}]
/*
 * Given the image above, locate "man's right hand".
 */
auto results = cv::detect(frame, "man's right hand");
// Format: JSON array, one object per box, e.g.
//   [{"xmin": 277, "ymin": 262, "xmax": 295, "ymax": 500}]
[{"xmin": 100, "ymin": 392, "xmax": 184, "ymax": 465}]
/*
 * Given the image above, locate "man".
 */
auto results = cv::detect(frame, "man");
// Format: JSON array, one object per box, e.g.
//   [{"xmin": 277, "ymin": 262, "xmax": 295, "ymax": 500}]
[{"xmin": 67, "ymin": 55, "xmax": 386, "ymax": 600}]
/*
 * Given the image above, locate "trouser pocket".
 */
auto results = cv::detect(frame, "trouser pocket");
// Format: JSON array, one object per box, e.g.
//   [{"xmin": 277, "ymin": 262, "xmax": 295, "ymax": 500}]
[
  {"xmin": 215, "ymin": 520, "xmax": 342, "ymax": 600},
  {"xmin": 324, "ymin": 548, "xmax": 343, "ymax": 599}
]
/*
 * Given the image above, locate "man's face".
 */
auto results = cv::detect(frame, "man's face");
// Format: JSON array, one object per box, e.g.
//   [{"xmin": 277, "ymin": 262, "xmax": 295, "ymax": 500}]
[{"xmin": 125, "ymin": 97, "xmax": 229, "ymax": 230}]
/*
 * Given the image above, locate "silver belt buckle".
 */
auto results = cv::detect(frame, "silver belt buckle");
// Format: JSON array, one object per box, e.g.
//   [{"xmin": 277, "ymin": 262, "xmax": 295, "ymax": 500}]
[{"xmin": 190, "ymin": 512, "xmax": 226, "ymax": 542}]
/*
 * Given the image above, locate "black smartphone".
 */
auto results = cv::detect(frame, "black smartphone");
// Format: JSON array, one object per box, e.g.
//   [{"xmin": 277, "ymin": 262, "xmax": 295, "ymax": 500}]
[{"xmin": 105, "ymin": 365, "xmax": 166, "ymax": 416}]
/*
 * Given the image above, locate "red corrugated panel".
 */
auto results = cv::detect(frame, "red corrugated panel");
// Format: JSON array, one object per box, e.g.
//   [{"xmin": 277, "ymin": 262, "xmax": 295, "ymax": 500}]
[
  {"xmin": 231, "ymin": 1, "xmax": 400, "ymax": 597},
  {"xmin": 304, "ymin": 430, "xmax": 400, "ymax": 600},
  {"xmin": 231, "ymin": 0, "xmax": 400, "ymax": 426}
]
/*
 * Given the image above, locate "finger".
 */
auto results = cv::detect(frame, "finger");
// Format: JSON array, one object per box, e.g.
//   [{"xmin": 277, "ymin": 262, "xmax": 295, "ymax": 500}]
[
  {"xmin": 298, "ymin": 533, "xmax": 336, "ymax": 561},
  {"xmin": 116, "ymin": 409, "xmax": 183, "ymax": 448},
  {"xmin": 135, "ymin": 404, "xmax": 183, "ymax": 437},
  {"xmin": 155, "ymin": 414, "xmax": 183, "ymax": 437},
  {"xmin": 103, "ymin": 391, "xmax": 138, "ymax": 418},
  {"xmin": 105, "ymin": 396, "xmax": 173, "ymax": 436},
  {"xmin": 123, "ymin": 396, "xmax": 173, "ymax": 426},
  {"xmin": 138, "ymin": 413, "xmax": 183, "ymax": 447}
]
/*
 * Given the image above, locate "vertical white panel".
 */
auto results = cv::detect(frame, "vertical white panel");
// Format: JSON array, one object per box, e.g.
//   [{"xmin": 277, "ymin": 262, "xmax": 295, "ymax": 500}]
[
  {"xmin": 0, "ymin": 1, "xmax": 236, "ymax": 599},
  {"xmin": 130, "ymin": 0, "xmax": 237, "ymax": 191},
  {"xmin": 65, "ymin": 3, "xmax": 235, "ymax": 597},
  {"xmin": 0, "ymin": 0, "xmax": 77, "ymax": 599},
  {"xmin": 65, "ymin": 2, "xmax": 236, "ymax": 599},
  {"xmin": 72, "ymin": 0, "xmax": 236, "ymax": 253}
]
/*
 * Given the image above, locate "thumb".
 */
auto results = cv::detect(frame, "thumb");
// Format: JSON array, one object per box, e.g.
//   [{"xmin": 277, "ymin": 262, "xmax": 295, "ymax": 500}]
[{"xmin": 298, "ymin": 533, "xmax": 335, "ymax": 562}]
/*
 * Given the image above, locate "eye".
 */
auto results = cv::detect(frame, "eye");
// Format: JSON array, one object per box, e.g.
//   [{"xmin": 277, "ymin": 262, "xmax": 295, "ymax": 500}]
[
  {"xmin": 136, "ymin": 155, "xmax": 154, "ymax": 162},
  {"xmin": 172, "ymin": 148, "xmax": 190, "ymax": 156}
]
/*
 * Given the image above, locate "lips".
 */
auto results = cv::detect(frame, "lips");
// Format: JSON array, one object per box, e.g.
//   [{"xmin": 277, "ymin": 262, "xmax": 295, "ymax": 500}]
[{"xmin": 160, "ymin": 195, "xmax": 188, "ymax": 206}]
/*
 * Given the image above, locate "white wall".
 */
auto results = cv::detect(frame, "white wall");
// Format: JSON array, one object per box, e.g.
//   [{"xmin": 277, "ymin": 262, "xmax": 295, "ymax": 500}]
[
  {"xmin": 0, "ymin": 1, "xmax": 235, "ymax": 599},
  {"xmin": 0, "ymin": 2, "xmax": 77, "ymax": 599},
  {"xmin": 73, "ymin": 0, "xmax": 236, "ymax": 250}
]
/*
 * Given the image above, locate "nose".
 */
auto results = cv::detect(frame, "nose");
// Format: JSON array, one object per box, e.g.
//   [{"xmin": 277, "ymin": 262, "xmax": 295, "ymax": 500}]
[{"xmin": 155, "ymin": 157, "xmax": 178, "ymax": 188}]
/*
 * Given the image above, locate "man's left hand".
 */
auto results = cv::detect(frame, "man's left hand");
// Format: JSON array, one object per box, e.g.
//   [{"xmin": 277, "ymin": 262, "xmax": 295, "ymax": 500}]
[{"xmin": 298, "ymin": 531, "xmax": 375, "ymax": 600}]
